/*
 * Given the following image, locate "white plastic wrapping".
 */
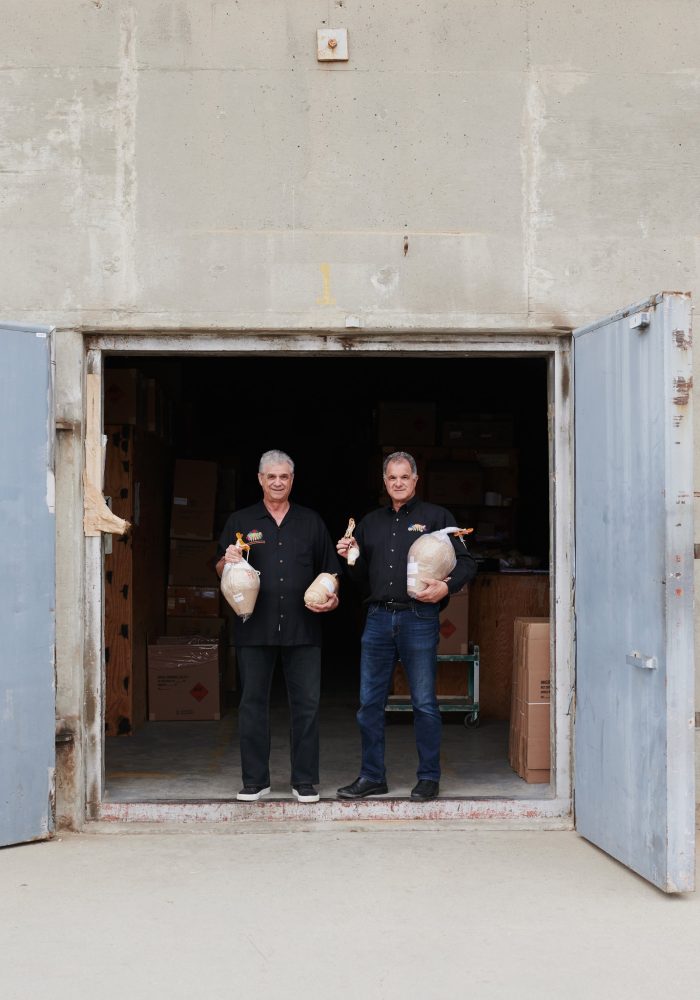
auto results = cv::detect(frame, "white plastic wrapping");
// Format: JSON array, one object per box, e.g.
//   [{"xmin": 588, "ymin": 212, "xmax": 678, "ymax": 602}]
[
  {"xmin": 406, "ymin": 527, "xmax": 463, "ymax": 598},
  {"xmin": 220, "ymin": 557, "xmax": 260, "ymax": 621},
  {"xmin": 344, "ymin": 516, "xmax": 360, "ymax": 566},
  {"xmin": 304, "ymin": 572, "xmax": 339, "ymax": 607}
]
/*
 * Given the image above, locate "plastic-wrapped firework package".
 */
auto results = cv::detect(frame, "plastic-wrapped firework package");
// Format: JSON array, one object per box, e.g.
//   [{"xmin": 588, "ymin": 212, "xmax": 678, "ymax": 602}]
[
  {"xmin": 220, "ymin": 533, "xmax": 261, "ymax": 621},
  {"xmin": 344, "ymin": 516, "xmax": 359, "ymax": 566},
  {"xmin": 304, "ymin": 573, "xmax": 339, "ymax": 607},
  {"xmin": 406, "ymin": 527, "xmax": 472, "ymax": 598}
]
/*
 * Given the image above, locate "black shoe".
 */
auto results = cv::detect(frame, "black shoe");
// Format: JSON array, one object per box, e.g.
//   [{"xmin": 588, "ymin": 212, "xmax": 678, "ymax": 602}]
[
  {"xmin": 292, "ymin": 784, "xmax": 320, "ymax": 803},
  {"xmin": 337, "ymin": 777, "xmax": 389, "ymax": 799},
  {"xmin": 410, "ymin": 779, "xmax": 439, "ymax": 801},
  {"xmin": 237, "ymin": 784, "xmax": 271, "ymax": 801}
]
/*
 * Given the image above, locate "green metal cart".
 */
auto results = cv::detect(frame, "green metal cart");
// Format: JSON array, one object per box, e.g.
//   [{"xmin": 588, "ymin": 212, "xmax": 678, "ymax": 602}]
[{"xmin": 385, "ymin": 643, "xmax": 480, "ymax": 728}]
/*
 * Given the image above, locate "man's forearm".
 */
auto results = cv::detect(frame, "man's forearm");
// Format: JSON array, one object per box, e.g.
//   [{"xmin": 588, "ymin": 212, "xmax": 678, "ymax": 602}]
[{"xmin": 448, "ymin": 552, "xmax": 477, "ymax": 593}]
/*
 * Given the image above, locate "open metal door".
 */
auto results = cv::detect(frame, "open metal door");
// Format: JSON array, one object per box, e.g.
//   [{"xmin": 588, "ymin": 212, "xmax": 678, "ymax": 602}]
[
  {"xmin": 573, "ymin": 293, "xmax": 695, "ymax": 893},
  {"xmin": 0, "ymin": 323, "xmax": 56, "ymax": 847}
]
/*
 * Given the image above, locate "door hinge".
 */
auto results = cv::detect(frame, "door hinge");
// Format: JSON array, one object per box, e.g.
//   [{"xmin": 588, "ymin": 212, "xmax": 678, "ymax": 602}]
[{"xmin": 630, "ymin": 312, "xmax": 651, "ymax": 330}]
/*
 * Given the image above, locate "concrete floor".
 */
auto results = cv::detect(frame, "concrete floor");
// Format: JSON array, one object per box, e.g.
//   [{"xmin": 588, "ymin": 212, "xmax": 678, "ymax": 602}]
[
  {"xmin": 105, "ymin": 694, "xmax": 550, "ymax": 801},
  {"xmin": 2, "ymin": 825, "xmax": 699, "ymax": 1000}
]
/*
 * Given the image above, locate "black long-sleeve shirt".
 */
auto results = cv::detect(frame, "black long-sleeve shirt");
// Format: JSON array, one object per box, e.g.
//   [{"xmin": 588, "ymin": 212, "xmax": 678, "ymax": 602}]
[
  {"xmin": 346, "ymin": 496, "xmax": 477, "ymax": 606},
  {"xmin": 217, "ymin": 501, "xmax": 340, "ymax": 647}
]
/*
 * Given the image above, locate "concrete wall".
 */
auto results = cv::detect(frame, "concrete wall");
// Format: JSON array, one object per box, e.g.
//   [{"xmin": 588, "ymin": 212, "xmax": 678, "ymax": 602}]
[
  {"xmin": 1, "ymin": 2, "xmax": 698, "ymax": 824},
  {"xmin": 2, "ymin": 1, "xmax": 698, "ymax": 332}
]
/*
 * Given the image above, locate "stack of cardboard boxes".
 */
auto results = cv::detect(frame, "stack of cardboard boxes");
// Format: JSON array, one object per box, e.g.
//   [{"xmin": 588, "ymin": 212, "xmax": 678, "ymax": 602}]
[
  {"xmin": 148, "ymin": 459, "xmax": 226, "ymax": 721},
  {"xmin": 105, "ymin": 367, "xmax": 170, "ymax": 438},
  {"xmin": 375, "ymin": 401, "xmax": 518, "ymax": 551},
  {"xmin": 104, "ymin": 369, "xmax": 171, "ymax": 736},
  {"xmin": 166, "ymin": 459, "xmax": 221, "ymax": 629},
  {"xmin": 508, "ymin": 617, "xmax": 551, "ymax": 782}
]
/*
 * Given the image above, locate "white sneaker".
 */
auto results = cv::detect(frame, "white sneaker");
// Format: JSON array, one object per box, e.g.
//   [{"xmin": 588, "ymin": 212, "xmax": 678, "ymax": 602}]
[
  {"xmin": 292, "ymin": 784, "xmax": 320, "ymax": 803},
  {"xmin": 237, "ymin": 785, "xmax": 271, "ymax": 801}
]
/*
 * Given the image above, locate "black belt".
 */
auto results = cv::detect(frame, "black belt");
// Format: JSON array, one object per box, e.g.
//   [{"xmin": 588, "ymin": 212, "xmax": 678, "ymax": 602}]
[{"xmin": 373, "ymin": 600, "xmax": 411, "ymax": 611}]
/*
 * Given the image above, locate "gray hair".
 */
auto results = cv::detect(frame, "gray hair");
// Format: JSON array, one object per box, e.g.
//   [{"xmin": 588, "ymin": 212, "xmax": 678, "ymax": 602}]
[
  {"xmin": 382, "ymin": 451, "xmax": 417, "ymax": 477},
  {"xmin": 259, "ymin": 449, "xmax": 295, "ymax": 474}
]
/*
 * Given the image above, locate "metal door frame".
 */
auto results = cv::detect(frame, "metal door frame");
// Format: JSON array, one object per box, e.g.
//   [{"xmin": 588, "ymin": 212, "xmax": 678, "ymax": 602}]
[{"xmin": 82, "ymin": 330, "xmax": 574, "ymax": 826}]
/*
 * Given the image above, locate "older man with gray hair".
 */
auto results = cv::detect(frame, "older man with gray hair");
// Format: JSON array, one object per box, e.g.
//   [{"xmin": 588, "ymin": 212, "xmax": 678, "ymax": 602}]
[{"xmin": 216, "ymin": 450, "xmax": 340, "ymax": 803}]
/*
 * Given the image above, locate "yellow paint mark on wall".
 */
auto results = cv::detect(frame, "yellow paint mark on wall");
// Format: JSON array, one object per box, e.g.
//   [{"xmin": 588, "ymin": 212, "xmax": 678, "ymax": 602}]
[{"xmin": 316, "ymin": 262, "xmax": 336, "ymax": 306}]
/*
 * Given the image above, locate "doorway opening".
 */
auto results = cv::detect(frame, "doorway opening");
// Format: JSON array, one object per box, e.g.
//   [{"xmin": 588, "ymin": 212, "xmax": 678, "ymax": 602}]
[{"xmin": 96, "ymin": 347, "xmax": 564, "ymax": 814}]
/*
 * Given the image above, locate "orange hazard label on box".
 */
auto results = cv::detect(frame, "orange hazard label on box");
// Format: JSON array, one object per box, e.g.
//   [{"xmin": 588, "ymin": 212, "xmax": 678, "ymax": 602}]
[
  {"xmin": 440, "ymin": 619, "xmax": 457, "ymax": 639},
  {"xmin": 190, "ymin": 683, "xmax": 209, "ymax": 702}
]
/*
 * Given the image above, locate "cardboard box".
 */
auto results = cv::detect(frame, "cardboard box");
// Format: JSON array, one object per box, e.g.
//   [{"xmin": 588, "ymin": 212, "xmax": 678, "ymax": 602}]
[
  {"xmin": 474, "ymin": 507, "xmax": 515, "ymax": 544},
  {"xmin": 104, "ymin": 369, "xmax": 142, "ymax": 425},
  {"xmin": 391, "ymin": 663, "xmax": 409, "ymax": 696},
  {"xmin": 165, "ymin": 616, "xmax": 225, "ymax": 639},
  {"xmin": 148, "ymin": 638, "xmax": 222, "ymax": 721},
  {"xmin": 510, "ymin": 618, "xmax": 551, "ymax": 783},
  {"xmin": 521, "ymin": 626, "xmax": 550, "ymax": 704},
  {"xmin": 168, "ymin": 539, "xmax": 220, "ymax": 587},
  {"xmin": 170, "ymin": 459, "xmax": 218, "ymax": 540},
  {"xmin": 438, "ymin": 589, "xmax": 469, "ymax": 655},
  {"xmin": 377, "ymin": 401, "xmax": 436, "ymax": 447},
  {"xmin": 156, "ymin": 636, "xmax": 236, "ymax": 691},
  {"xmin": 167, "ymin": 585, "xmax": 220, "ymax": 618},
  {"xmin": 518, "ymin": 724, "xmax": 550, "ymax": 778},
  {"xmin": 442, "ymin": 420, "xmax": 514, "ymax": 448},
  {"xmin": 217, "ymin": 465, "xmax": 237, "ymax": 513},
  {"xmin": 521, "ymin": 701, "xmax": 550, "ymax": 743},
  {"xmin": 392, "ymin": 660, "xmax": 469, "ymax": 697},
  {"xmin": 144, "ymin": 378, "xmax": 168, "ymax": 437},
  {"xmin": 522, "ymin": 734, "xmax": 550, "ymax": 771},
  {"xmin": 426, "ymin": 462, "xmax": 484, "ymax": 506},
  {"xmin": 475, "ymin": 449, "xmax": 519, "ymax": 499}
]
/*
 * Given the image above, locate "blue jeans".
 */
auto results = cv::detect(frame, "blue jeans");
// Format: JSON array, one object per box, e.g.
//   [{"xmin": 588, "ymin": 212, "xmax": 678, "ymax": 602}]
[{"xmin": 357, "ymin": 604, "xmax": 441, "ymax": 783}]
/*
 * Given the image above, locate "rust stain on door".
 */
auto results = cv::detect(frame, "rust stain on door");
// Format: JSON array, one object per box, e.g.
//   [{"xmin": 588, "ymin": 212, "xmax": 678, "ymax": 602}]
[{"xmin": 672, "ymin": 376, "xmax": 692, "ymax": 407}]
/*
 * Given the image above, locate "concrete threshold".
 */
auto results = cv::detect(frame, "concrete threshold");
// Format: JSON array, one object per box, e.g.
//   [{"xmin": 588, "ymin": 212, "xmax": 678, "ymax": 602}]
[{"xmin": 95, "ymin": 794, "xmax": 572, "ymax": 829}]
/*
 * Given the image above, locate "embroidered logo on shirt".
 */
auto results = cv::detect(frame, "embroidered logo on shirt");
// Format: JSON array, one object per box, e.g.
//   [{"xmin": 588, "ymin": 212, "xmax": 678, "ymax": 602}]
[
  {"xmin": 408, "ymin": 523, "xmax": 427, "ymax": 533},
  {"xmin": 245, "ymin": 530, "xmax": 265, "ymax": 544}
]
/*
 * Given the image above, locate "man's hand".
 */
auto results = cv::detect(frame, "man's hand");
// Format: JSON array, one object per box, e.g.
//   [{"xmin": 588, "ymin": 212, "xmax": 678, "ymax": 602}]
[
  {"xmin": 336, "ymin": 536, "xmax": 359, "ymax": 561},
  {"xmin": 224, "ymin": 544, "xmax": 244, "ymax": 564},
  {"xmin": 306, "ymin": 592, "xmax": 339, "ymax": 614},
  {"xmin": 414, "ymin": 578, "xmax": 449, "ymax": 603}
]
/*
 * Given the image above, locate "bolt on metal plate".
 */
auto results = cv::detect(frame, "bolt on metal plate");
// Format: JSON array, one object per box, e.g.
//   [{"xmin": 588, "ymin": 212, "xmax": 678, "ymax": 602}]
[{"xmin": 317, "ymin": 28, "xmax": 349, "ymax": 61}]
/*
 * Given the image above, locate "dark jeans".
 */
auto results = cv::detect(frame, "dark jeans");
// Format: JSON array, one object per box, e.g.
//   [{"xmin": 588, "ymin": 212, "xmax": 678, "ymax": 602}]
[
  {"xmin": 357, "ymin": 604, "xmax": 441, "ymax": 783},
  {"xmin": 236, "ymin": 645, "xmax": 321, "ymax": 787}
]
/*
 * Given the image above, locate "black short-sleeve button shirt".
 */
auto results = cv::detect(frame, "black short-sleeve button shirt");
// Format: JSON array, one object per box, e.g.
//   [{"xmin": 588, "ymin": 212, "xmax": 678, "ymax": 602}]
[{"xmin": 217, "ymin": 501, "xmax": 340, "ymax": 647}]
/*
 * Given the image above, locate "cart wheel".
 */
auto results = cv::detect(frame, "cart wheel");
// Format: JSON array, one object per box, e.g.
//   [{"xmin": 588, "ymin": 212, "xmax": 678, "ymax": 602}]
[{"xmin": 464, "ymin": 713, "xmax": 480, "ymax": 728}]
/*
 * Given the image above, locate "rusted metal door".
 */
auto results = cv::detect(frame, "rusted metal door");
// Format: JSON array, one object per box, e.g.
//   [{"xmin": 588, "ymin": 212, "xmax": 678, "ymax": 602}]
[
  {"xmin": 0, "ymin": 324, "xmax": 55, "ymax": 847},
  {"xmin": 573, "ymin": 293, "xmax": 695, "ymax": 892}
]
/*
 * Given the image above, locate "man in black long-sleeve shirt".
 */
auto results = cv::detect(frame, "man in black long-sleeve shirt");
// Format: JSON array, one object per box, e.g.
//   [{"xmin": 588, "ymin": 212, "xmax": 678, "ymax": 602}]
[
  {"xmin": 216, "ymin": 450, "xmax": 340, "ymax": 804},
  {"xmin": 336, "ymin": 451, "xmax": 477, "ymax": 801}
]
